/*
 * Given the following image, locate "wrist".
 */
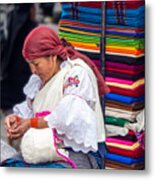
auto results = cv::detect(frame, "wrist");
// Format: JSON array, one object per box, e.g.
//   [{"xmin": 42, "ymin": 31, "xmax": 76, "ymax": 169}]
[{"xmin": 30, "ymin": 117, "xmax": 39, "ymax": 128}]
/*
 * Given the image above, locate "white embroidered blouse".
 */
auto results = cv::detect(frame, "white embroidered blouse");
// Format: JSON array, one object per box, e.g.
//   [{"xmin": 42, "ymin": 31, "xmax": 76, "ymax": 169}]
[{"xmin": 13, "ymin": 60, "xmax": 105, "ymax": 153}]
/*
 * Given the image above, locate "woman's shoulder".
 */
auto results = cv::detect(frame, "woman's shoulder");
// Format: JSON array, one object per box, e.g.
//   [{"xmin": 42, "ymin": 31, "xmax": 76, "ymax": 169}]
[{"xmin": 23, "ymin": 74, "xmax": 42, "ymax": 99}]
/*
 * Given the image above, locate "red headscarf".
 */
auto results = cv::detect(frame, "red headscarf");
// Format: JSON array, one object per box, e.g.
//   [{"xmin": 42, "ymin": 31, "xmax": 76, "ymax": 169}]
[{"xmin": 22, "ymin": 25, "xmax": 110, "ymax": 95}]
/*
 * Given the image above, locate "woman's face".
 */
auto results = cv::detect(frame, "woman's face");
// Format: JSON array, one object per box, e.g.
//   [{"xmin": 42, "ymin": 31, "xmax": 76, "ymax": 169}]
[{"xmin": 28, "ymin": 56, "xmax": 60, "ymax": 83}]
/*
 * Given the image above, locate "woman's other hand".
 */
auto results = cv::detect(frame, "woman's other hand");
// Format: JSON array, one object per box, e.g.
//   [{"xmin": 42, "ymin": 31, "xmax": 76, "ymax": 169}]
[{"xmin": 9, "ymin": 119, "xmax": 30, "ymax": 140}]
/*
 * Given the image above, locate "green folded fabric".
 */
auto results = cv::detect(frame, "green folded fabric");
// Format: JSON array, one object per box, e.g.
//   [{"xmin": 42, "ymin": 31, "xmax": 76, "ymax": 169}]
[
  {"xmin": 106, "ymin": 38, "xmax": 144, "ymax": 49},
  {"xmin": 59, "ymin": 31, "xmax": 100, "ymax": 44},
  {"xmin": 105, "ymin": 116, "xmax": 130, "ymax": 127}
]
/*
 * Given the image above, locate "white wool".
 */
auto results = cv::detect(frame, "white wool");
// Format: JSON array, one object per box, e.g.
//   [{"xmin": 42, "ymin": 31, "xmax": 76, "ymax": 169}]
[{"xmin": 20, "ymin": 128, "xmax": 68, "ymax": 164}]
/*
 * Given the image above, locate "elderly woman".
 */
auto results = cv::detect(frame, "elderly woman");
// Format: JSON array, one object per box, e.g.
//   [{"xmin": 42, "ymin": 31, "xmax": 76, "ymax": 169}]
[{"xmin": 4, "ymin": 25, "xmax": 110, "ymax": 169}]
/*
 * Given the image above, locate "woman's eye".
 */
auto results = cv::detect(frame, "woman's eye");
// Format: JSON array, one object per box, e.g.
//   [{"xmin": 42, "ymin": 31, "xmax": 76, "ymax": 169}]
[{"xmin": 34, "ymin": 63, "xmax": 39, "ymax": 67}]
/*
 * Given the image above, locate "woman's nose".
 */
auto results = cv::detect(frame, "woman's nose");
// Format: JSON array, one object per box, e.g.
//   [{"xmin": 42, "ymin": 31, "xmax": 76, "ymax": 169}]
[{"xmin": 30, "ymin": 65, "xmax": 37, "ymax": 74}]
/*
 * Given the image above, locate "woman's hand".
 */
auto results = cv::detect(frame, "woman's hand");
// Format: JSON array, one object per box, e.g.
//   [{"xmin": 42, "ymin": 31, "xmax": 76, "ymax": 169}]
[
  {"xmin": 9, "ymin": 119, "xmax": 30, "ymax": 140},
  {"xmin": 4, "ymin": 114, "xmax": 19, "ymax": 139}
]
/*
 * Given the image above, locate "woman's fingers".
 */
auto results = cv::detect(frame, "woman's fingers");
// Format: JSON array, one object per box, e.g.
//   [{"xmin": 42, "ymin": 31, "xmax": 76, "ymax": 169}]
[
  {"xmin": 5, "ymin": 117, "xmax": 11, "ymax": 129},
  {"xmin": 10, "ymin": 127, "xmax": 20, "ymax": 134},
  {"xmin": 10, "ymin": 133, "xmax": 21, "ymax": 140},
  {"xmin": 5, "ymin": 115, "xmax": 16, "ymax": 129}
]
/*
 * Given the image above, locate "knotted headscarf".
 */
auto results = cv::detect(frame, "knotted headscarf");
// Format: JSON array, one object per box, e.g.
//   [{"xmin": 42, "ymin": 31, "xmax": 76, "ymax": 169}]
[{"xmin": 22, "ymin": 25, "xmax": 110, "ymax": 95}]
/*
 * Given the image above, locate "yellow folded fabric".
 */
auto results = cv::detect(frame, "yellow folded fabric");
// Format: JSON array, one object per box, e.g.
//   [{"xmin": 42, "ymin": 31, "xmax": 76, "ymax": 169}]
[
  {"xmin": 106, "ymin": 79, "xmax": 144, "ymax": 90},
  {"xmin": 106, "ymin": 141, "xmax": 140, "ymax": 150}
]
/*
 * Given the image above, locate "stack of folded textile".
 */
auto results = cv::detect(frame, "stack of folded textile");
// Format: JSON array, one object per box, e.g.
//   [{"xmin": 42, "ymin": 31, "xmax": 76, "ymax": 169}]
[
  {"xmin": 59, "ymin": 2, "xmax": 102, "ymax": 70},
  {"xmin": 104, "ymin": 0, "xmax": 145, "ymax": 169},
  {"xmin": 59, "ymin": 1, "xmax": 145, "ymax": 170}
]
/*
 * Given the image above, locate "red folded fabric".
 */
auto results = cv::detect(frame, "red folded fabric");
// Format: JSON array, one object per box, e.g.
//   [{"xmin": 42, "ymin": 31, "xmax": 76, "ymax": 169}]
[
  {"xmin": 62, "ymin": 2, "xmax": 102, "ymax": 8},
  {"xmin": 105, "ymin": 67, "xmax": 144, "ymax": 75},
  {"xmin": 107, "ymin": 146, "xmax": 144, "ymax": 158},
  {"xmin": 106, "ymin": 1, "xmax": 144, "ymax": 9},
  {"xmin": 108, "ymin": 85, "xmax": 144, "ymax": 97}
]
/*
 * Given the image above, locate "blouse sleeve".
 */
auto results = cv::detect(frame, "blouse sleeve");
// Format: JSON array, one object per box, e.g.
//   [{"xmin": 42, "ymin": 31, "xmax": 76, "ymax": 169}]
[
  {"xmin": 44, "ymin": 66, "xmax": 98, "ymax": 153},
  {"xmin": 13, "ymin": 100, "xmax": 34, "ymax": 119},
  {"xmin": 13, "ymin": 74, "xmax": 42, "ymax": 119}
]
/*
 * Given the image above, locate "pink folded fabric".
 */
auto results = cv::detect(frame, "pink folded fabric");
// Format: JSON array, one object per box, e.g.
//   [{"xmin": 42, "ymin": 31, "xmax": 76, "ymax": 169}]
[
  {"xmin": 106, "ymin": 137, "xmax": 136, "ymax": 146},
  {"xmin": 105, "ymin": 77, "xmax": 144, "ymax": 85},
  {"xmin": 105, "ymin": 77, "xmax": 135, "ymax": 85}
]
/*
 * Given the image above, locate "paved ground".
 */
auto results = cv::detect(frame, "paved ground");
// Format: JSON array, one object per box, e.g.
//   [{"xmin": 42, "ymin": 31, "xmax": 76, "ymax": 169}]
[
  {"xmin": 0, "ymin": 110, "xmax": 19, "ymax": 162},
  {"xmin": 0, "ymin": 110, "xmax": 7, "ymax": 143}
]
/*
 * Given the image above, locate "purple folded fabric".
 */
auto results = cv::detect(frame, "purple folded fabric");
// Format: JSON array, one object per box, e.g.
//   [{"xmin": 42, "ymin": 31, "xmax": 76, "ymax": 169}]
[{"xmin": 105, "ymin": 61, "xmax": 144, "ymax": 71}]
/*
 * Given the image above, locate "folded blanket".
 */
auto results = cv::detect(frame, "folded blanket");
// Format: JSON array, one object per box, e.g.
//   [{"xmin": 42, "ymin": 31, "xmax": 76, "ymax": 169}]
[
  {"xmin": 106, "ymin": 78, "xmax": 144, "ymax": 90},
  {"xmin": 107, "ymin": 85, "xmax": 144, "ymax": 97},
  {"xmin": 61, "ymin": 14, "xmax": 102, "ymax": 25},
  {"xmin": 74, "ymin": 46, "xmax": 100, "ymax": 53},
  {"xmin": 105, "ymin": 116, "xmax": 129, "ymax": 127},
  {"xmin": 61, "ymin": 1, "xmax": 144, "ymax": 9},
  {"xmin": 105, "ymin": 54, "xmax": 144, "ymax": 65},
  {"xmin": 106, "ymin": 46, "xmax": 144, "ymax": 56},
  {"xmin": 106, "ymin": 1, "xmax": 144, "ymax": 9},
  {"xmin": 106, "ymin": 51, "xmax": 144, "ymax": 58},
  {"xmin": 105, "ymin": 97, "xmax": 144, "ymax": 110},
  {"xmin": 105, "ymin": 152, "xmax": 144, "ymax": 165},
  {"xmin": 105, "ymin": 99, "xmax": 144, "ymax": 109},
  {"xmin": 106, "ymin": 76, "xmax": 143, "ymax": 85},
  {"xmin": 78, "ymin": 50, "xmax": 100, "ymax": 60},
  {"xmin": 105, "ymin": 71, "xmax": 144, "ymax": 81},
  {"xmin": 60, "ymin": 25, "xmax": 101, "ymax": 34},
  {"xmin": 106, "ymin": 33, "xmax": 144, "ymax": 39},
  {"xmin": 105, "ymin": 124, "xmax": 129, "ymax": 137},
  {"xmin": 59, "ymin": 31, "xmax": 100, "ymax": 44},
  {"xmin": 106, "ymin": 146, "xmax": 144, "ymax": 158},
  {"xmin": 105, "ymin": 67, "xmax": 144, "ymax": 75},
  {"xmin": 61, "ymin": 3, "xmax": 102, "ymax": 15},
  {"xmin": 105, "ymin": 113, "xmax": 145, "ymax": 132},
  {"xmin": 106, "ymin": 142, "xmax": 140, "ymax": 151},
  {"xmin": 105, "ymin": 93, "xmax": 144, "ymax": 104},
  {"xmin": 68, "ymin": 40, "xmax": 99, "ymax": 50},
  {"xmin": 105, "ymin": 106, "xmax": 141, "ymax": 121},
  {"xmin": 110, "ymin": 131, "xmax": 144, "ymax": 142},
  {"xmin": 106, "ymin": 37, "xmax": 144, "ymax": 50},
  {"xmin": 105, "ymin": 61, "xmax": 144, "ymax": 71},
  {"xmin": 105, "ymin": 159, "xmax": 144, "ymax": 170},
  {"xmin": 59, "ymin": 26, "xmax": 100, "ymax": 37},
  {"xmin": 59, "ymin": 19, "xmax": 101, "ymax": 29},
  {"xmin": 106, "ymin": 5, "xmax": 144, "ymax": 17}
]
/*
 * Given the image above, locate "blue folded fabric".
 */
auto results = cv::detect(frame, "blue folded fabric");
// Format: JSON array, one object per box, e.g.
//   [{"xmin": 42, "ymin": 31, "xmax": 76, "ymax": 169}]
[
  {"xmin": 62, "ymin": 3, "xmax": 102, "ymax": 15},
  {"xmin": 106, "ymin": 17, "xmax": 144, "ymax": 27},
  {"xmin": 61, "ymin": 4, "xmax": 144, "ymax": 27},
  {"xmin": 62, "ymin": 3, "xmax": 144, "ymax": 17},
  {"xmin": 0, "ymin": 158, "xmax": 66, "ymax": 168},
  {"xmin": 106, "ymin": 29, "xmax": 144, "ymax": 38},
  {"xmin": 105, "ymin": 152, "xmax": 144, "ymax": 165},
  {"xmin": 106, "ymin": 5, "xmax": 144, "ymax": 17},
  {"xmin": 104, "ymin": 93, "xmax": 144, "ymax": 104},
  {"xmin": 61, "ymin": 12, "xmax": 102, "ymax": 24}
]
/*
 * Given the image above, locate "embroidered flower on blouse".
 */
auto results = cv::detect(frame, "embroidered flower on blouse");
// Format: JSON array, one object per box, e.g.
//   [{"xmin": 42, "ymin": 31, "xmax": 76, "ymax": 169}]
[{"xmin": 64, "ymin": 75, "xmax": 80, "ymax": 89}]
